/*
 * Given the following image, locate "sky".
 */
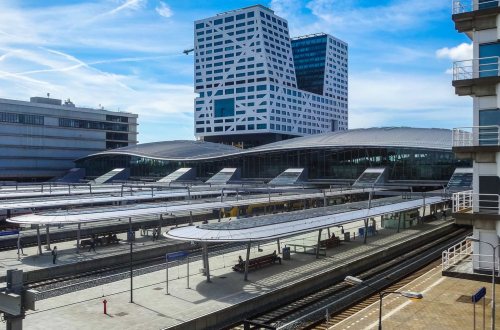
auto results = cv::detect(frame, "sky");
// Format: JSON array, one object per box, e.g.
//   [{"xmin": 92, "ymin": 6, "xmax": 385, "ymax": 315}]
[{"xmin": 0, "ymin": 0, "xmax": 472, "ymax": 143}]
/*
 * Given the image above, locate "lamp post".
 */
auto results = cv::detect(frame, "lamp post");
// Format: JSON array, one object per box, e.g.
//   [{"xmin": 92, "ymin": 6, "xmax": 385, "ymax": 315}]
[
  {"xmin": 466, "ymin": 236, "xmax": 500, "ymax": 330},
  {"xmin": 344, "ymin": 276, "xmax": 423, "ymax": 330}
]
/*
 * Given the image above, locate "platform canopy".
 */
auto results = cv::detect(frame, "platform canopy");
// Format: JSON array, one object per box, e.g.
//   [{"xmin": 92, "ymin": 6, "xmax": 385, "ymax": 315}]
[
  {"xmin": 165, "ymin": 196, "xmax": 445, "ymax": 242},
  {"xmin": 6, "ymin": 188, "xmax": 376, "ymax": 225},
  {"xmin": 0, "ymin": 189, "xmax": 225, "ymax": 211}
]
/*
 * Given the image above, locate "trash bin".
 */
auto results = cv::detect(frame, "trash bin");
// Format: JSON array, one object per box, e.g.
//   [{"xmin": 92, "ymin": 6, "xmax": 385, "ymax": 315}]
[
  {"xmin": 282, "ymin": 246, "xmax": 291, "ymax": 260},
  {"xmin": 343, "ymin": 232, "xmax": 350, "ymax": 242}
]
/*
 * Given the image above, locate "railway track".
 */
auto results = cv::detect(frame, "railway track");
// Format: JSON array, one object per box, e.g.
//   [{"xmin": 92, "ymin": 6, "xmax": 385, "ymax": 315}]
[
  {"xmin": 232, "ymin": 227, "xmax": 469, "ymax": 330},
  {"xmin": 25, "ymin": 240, "xmax": 260, "ymax": 294}
]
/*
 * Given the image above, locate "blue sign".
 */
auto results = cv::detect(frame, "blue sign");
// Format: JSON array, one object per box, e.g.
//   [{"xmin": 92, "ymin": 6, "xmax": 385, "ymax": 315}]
[
  {"xmin": 166, "ymin": 251, "xmax": 189, "ymax": 262},
  {"xmin": 0, "ymin": 230, "xmax": 19, "ymax": 236},
  {"xmin": 472, "ymin": 287, "xmax": 486, "ymax": 303}
]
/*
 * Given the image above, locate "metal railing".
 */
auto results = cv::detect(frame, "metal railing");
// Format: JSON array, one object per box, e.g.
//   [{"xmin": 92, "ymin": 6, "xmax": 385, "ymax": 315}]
[
  {"xmin": 452, "ymin": 125, "xmax": 500, "ymax": 147},
  {"xmin": 453, "ymin": 190, "xmax": 500, "ymax": 214},
  {"xmin": 442, "ymin": 238, "xmax": 500, "ymax": 272},
  {"xmin": 453, "ymin": 56, "xmax": 500, "ymax": 81},
  {"xmin": 442, "ymin": 238, "xmax": 472, "ymax": 271},
  {"xmin": 453, "ymin": 0, "xmax": 500, "ymax": 14}
]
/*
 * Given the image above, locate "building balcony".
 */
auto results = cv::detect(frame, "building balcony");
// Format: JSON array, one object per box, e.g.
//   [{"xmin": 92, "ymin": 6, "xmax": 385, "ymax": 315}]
[
  {"xmin": 442, "ymin": 238, "xmax": 500, "ymax": 281},
  {"xmin": 452, "ymin": 190, "xmax": 500, "ymax": 222},
  {"xmin": 452, "ymin": 57, "xmax": 500, "ymax": 96},
  {"xmin": 452, "ymin": 126, "xmax": 500, "ymax": 154},
  {"xmin": 452, "ymin": 0, "xmax": 500, "ymax": 33}
]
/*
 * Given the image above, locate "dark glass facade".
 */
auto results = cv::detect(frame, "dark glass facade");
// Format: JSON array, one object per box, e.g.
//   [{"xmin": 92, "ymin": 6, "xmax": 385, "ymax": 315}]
[
  {"xmin": 291, "ymin": 35, "xmax": 327, "ymax": 95},
  {"xmin": 77, "ymin": 147, "xmax": 470, "ymax": 182}
]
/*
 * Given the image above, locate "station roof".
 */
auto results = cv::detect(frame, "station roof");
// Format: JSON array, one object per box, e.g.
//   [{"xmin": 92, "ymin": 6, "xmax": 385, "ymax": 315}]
[
  {"xmin": 80, "ymin": 140, "xmax": 240, "ymax": 161},
  {"xmin": 248, "ymin": 127, "xmax": 452, "ymax": 153},
  {"xmin": 165, "ymin": 196, "xmax": 444, "ymax": 242},
  {"xmin": 78, "ymin": 127, "xmax": 452, "ymax": 162}
]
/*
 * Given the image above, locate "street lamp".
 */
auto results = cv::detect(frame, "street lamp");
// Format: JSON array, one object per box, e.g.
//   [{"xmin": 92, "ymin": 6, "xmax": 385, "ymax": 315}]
[
  {"xmin": 466, "ymin": 236, "xmax": 500, "ymax": 330},
  {"xmin": 344, "ymin": 276, "xmax": 423, "ymax": 330}
]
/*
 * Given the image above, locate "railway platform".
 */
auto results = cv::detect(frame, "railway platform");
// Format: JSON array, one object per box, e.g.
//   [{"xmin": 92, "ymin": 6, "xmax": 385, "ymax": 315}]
[
  {"xmin": 329, "ymin": 263, "xmax": 500, "ymax": 330},
  {"xmin": 17, "ymin": 218, "xmax": 456, "ymax": 330}
]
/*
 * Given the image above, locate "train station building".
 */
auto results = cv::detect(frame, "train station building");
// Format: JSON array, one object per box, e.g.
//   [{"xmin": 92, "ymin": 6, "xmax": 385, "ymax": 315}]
[{"xmin": 76, "ymin": 127, "xmax": 470, "ymax": 183}]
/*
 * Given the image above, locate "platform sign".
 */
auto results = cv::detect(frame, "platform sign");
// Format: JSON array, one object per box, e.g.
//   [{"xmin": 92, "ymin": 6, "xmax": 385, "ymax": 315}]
[
  {"xmin": 472, "ymin": 287, "xmax": 486, "ymax": 330},
  {"xmin": 165, "ymin": 251, "xmax": 190, "ymax": 295},
  {"xmin": 0, "ymin": 292, "xmax": 21, "ymax": 315},
  {"xmin": 166, "ymin": 251, "xmax": 189, "ymax": 262},
  {"xmin": 472, "ymin": 287, "xmax": 486, "ymax": 303}
]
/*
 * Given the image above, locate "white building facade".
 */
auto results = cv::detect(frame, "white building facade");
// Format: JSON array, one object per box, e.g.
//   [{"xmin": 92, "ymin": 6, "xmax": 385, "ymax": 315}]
[
  {"xmin": 0, "ymin": 96, "xmax": 138, "ymax": 181},
  {"xmin": 193, "ymin": 5, "xmax": 348, "ymax": 147},
  {"xmin": 451, "ymin": 1, "xmax": 500, "ymax": 273}
]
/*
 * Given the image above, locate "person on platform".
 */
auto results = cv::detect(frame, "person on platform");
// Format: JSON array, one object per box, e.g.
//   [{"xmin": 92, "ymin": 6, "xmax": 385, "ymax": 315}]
[
  {"xmin": 88, "ymin": 235, "xmax": 96, "ymax": 252},
  {"xmin": 17, "ymin": 231, "xmax": 24, "ymax": 257},
  {"xmin": 52, "ymin": 246, "xmax": 58, "ymax": 264}
]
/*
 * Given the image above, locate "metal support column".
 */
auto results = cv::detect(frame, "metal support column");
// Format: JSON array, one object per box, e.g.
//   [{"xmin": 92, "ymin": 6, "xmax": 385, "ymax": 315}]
[
  {"xmin": 189, "ymin": 211, "xmax": 193, "ymax": 225},
  {"xmin": 363, "ymin": 218, "xmax": 368, "ymax": 244},
  {"xmin": 397, "ymin": 212, "xmax": 402, "ymax": 233},
  {"xmin": 36, "ymin": 225, "xmax": 42, "ymax": 255},
  {"xmin": 45, "ymin": 225, "xmax": 51, "ymax": 251},
  {"xmin": 316, "ymin": 229, "xmax": 323, "ymax": 258},
  {"xmin": 202, "ymin": 242, "xmax": 211, "ymax": 283},
  {"xmin": 77, "ymin": 223, "xmax": 81, "ymax": 253},
  {"xmin": 244, "ymin": 242, "xmax": 251, "ymax": 281},
  {"xmin": 129, "ymin": 217, "xmax": 133, "ymax": 303},
  {"xmin": 159, "ymin": 214, "xmax": 163, "ymax": 236},
  {"xmin": 277, "ymin": 238, "xmax": 280, "ymax": 253}
]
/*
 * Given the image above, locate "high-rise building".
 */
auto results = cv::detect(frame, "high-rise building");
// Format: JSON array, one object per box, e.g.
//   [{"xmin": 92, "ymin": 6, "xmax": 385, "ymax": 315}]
[
  {"xmin": 0, "ymin": 96, "xmax": 138, "ymax": 181},
  {"xmin": 451, "ymin": 2, "xmax": 500, "ymax": 273},
  {"xmin": 193, "ymin": 5, "xmax": 348, "ymax": 147}
]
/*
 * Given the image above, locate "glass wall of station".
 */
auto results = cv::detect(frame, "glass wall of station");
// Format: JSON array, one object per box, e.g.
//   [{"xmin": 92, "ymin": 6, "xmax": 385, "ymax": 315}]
[{"xmin": 77, "ymin": 147, "xmax": 470, "ymax": 182}]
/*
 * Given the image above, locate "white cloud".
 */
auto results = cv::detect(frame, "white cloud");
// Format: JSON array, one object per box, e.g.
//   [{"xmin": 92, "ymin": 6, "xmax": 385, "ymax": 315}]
[
  {"xmin": 0, "ymin": 1, "xmax": 197, "ymax": 141},
  {"xmin": 349, "ymin": 70, "xmax": 471, "ymax": 129},
  {"xmin": 107, "ymin": 0, "xmax": 146, "ymax": 16},
  {"xmin": 156, "ymin": 2, "xmax": 173, "ymax": 18},
  {"xmin": 302, "ymin": 0, "xmax": 449, "ymax": 36},
  {"xmin": 270, "ymin": 0, "xmax": 302, "ymax": 19},
  {"xmin": 436, "ymin": 42, "xmax": 473, "ymax": 61}
]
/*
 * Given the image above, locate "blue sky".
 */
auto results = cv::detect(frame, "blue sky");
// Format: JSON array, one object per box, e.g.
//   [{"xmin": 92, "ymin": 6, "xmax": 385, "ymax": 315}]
[{"xmin": 0, "ymin": 0, "xmax": 472, "ymax": 143}]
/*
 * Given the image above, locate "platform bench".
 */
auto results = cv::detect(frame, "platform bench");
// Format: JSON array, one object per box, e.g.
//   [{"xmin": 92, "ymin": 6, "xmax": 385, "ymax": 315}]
[
  {"xmin": 320, "ymin": 236, "xmax": 341, "ymax": 248},
  {"xmin": 232, "ymin": 253, "xmax": 281, "ymax": 272}
]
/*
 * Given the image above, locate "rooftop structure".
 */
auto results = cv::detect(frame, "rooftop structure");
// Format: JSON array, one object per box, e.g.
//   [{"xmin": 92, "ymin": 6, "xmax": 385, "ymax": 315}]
[
  {"xmin": 0, "ymin": 96, "xmax": 138, "ymax": 181},
  {"xmin": 193, "ymin": 5, "xmax": 348, "ymax": 147}
]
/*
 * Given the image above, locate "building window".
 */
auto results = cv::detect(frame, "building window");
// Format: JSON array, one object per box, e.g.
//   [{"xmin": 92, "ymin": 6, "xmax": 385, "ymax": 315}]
[
  {"xmin": 0, "ymin": 112, "xmax": 44, "ymax": 125},
  {"xmin": 214, "ymin": 98, "xmax": 235, "ymax": 117}
]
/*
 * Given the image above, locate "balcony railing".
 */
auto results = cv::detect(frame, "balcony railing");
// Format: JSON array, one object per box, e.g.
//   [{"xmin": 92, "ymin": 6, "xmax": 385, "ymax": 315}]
[
  {"xmin": 442, "ymin": 238, "xmax": 500, "ymax": 273},
  {"xmin": 453, "ymin": 56, "xmax": 500, "ymax": 81},
  {"xmin": 453, "ymin": 190, "xmax": 500, "ymax": 214},
  {"xmin": 452, "ymin": 125, "xmax": 500, "ymax": 147},
  {"xmin": 442, "ymin": 238, "xmax": 472, "ymax": 271},
  {"xmin": 453, "ymin": 0, "xmax": 500, "ymax": 15}
]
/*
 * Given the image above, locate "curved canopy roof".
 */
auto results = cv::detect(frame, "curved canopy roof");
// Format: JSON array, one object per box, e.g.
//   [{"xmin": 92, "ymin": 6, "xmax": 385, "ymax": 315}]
[
  {"xmin": 165, "ymin": 196, "xmax": 444, "ymax": 242},
  {"xmin": 79, "ymin": 127, "xmax": 452, "ymax": 162},
  {"xmin": 81, "ymin": 140, "xmax": 241, "ymax": 161},
  {"xmin": 246, "ymin": 127, "xmax": 452, "ymax": 154}
]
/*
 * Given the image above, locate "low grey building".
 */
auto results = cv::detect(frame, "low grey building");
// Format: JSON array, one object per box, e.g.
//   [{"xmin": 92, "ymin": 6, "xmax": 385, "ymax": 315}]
[{"xmin": 0, "ymin": 96, "xmax": 138, "ymax": 181}]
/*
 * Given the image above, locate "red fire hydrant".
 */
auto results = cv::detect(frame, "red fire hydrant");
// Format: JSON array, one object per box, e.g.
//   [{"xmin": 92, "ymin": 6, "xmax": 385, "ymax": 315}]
[{"xmin": 103, "ymin": 299, "xmax": 107, "ymax": 315}]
